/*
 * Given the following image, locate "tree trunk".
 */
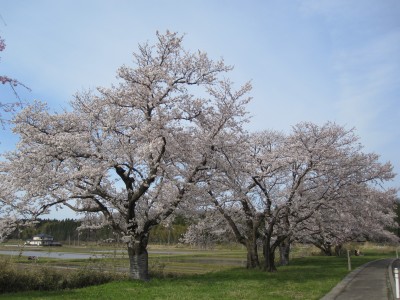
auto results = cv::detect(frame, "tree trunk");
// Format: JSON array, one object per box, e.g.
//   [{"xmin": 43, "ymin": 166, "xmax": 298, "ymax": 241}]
[
  {"xmin": 127, "ymin": 242, "xmax": 149, "ymax": 281},
  {"xmin": 278, "ymin": 238, "xmax": 290, "ymax": 266},
  {"xmin": 245, "ymin": 239, "xmax": 260, "ymax": 269},
  {"xmin": 334, "ymin": 244, "xmax": 343, "ymax": 256},
  {"xmin": 313, "ymin": 242, "xmax": 333, "ymax": 256},
  {"xmin": 323, "ymin": 244, "xmax": 333, "ymax": 256},
  {"xmin": 263, "ymin": 237, "xmax": 277, "ymax": 272}
]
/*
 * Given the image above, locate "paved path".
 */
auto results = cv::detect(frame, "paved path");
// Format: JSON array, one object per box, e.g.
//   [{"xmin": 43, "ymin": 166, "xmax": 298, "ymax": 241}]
[{"xmin": 321, "ymin": 258, "xmax": 394, "ymax": 300}]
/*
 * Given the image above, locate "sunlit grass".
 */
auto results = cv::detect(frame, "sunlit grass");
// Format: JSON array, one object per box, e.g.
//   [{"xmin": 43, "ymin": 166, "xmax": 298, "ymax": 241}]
[{"xmin": 0, "ymin": 243, "xmax": 397, "ymax": 300}]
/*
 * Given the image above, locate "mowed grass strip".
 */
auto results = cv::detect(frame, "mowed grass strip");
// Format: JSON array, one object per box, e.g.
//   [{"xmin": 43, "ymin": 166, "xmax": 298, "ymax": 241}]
[{"xmin": 0, "ymin": 252, "xmax": 394, "ymax": 300}]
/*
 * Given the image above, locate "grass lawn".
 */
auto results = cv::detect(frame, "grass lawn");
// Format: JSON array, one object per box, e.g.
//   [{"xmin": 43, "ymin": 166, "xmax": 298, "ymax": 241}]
[{"xmin": 0, "ymin": 246, "xmax": 395, "ymax": 300}]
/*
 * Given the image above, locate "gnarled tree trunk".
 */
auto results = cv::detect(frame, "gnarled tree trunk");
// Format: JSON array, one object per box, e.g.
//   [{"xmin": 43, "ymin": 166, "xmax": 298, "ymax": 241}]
[
  {"xmin": 312, "ymin": 242, "xmax": 333, "ymax": 256},
  {"xmin": 263, "ymin": 237, "xmax": 277, "ymax": 272},
  {"xmin": 127, "ymin": 237, "xmax": 150, "ymax": 281},
  {"xmin": 334, "ymin": 244, "xmax": 343, "ymax": 256},
  {"xmin": 245, "ymin": 239, "xmax": 260, "ymax": 269}
]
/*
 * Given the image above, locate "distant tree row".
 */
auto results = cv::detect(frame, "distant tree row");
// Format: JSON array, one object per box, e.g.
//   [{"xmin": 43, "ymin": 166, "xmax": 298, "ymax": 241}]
[
  {"xmin": 9, "ymin": 219, "xmax": 83, "ymax": 242},
  {"xmin": 8, "ymin": 217, "xmax": 189, "ymax": 245}
]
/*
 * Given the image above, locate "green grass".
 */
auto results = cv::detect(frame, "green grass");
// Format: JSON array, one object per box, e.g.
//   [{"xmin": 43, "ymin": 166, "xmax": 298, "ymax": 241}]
[
  {"xmin": 0, "ymin": 242, "xmax": 397, "ymax": 299},
  {"xmin": 0, "ymin": 243, "xmax": 248, "ymax": 275},
  {"xmin": 0, "ymin": 248, "xmax": 396, "ymax": 300}
]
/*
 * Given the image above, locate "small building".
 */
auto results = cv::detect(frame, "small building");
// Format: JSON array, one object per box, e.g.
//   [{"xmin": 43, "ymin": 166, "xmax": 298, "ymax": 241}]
[{"xmin": 25, "ymin": 233, "xmax": 61, "ymax": 246}]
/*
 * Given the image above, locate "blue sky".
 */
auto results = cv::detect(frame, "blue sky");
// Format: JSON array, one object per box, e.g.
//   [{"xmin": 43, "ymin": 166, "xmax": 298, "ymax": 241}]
[{"xmin": 1, "ymin": 0, "xmax": 399, "ymax": 219}]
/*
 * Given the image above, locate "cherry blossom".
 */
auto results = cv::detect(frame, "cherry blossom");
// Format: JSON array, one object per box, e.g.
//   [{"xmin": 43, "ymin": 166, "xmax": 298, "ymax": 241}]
[{"xmin": 0, "ymin": 31, "xmax": 251, "ymax": 280}]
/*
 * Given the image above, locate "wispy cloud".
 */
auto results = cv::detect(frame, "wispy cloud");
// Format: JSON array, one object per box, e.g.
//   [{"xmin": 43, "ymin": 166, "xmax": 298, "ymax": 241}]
[
  {"xmin": 300, "ymin": 0, "xmax": 400, "ymax": 152},
  {"xmin": 335, "ymin": 30, "xmax": 400, "ymax": 119}
]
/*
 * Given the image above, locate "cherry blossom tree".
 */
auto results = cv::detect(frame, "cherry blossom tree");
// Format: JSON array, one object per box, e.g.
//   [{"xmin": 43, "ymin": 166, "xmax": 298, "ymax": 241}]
[
  {"xmin": 256, "ymin": 122, "xmax": 395, "ymax": 271},
  {"xmin": 200, "ymin": 122, "xmax": 396, "ymax": 272},
  {"xmin": 0, "ymin": 172, "xmax": 33, "ymax": 242},
  {"xmin": 0, "ymin": 193, "xmax": 18, "ymax": 242},
  {"xmin": 0, "ymin": 31, "xmax": 251, "ymax": 280},
  {"xmin": 207, "ymin": 132, "xmax": 273, "ymax": 269},
  {"xmin": 0, "ymin": 169, "xmax": 15, "ymax": 241},
  {"xmin": 196, "ymin": 122, "xmax": 396, "ymax": 272},
  {"xmin": 180, "ymin": 211, "xmax": 236, "ymax": 249},
  {"xmin": 299, "ymin": 185, "xmax": 398, "ymax": 256},
  {"xmin": 0, "ymin": 36, "xmax": 29, "ymax": 242},
  {"xmin": 0, "ymin": 37, "xmax": 19, "ymax": 87}
]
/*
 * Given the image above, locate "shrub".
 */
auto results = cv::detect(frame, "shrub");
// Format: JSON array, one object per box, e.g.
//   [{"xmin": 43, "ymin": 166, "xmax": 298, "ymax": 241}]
[{"xmin": 0, "ymin": 258, "xmax": 127, "ymax": 294}]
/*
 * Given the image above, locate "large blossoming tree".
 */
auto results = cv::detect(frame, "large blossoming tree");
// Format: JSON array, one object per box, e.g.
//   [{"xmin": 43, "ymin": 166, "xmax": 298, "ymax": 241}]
[
  {"xmin": 299, "ymin": 185, "xmax": 398, "ymax": 256},
  {"xmin": 0, "ymin": 35, "xmax": 31, "ymax": 241},
  {"xmin": 0, "ymin": 31, "xmax": 251, "ymax": 280},
  {"xmin": 200, "ymin": 122, "xmax": 396, "ymax": 272}
]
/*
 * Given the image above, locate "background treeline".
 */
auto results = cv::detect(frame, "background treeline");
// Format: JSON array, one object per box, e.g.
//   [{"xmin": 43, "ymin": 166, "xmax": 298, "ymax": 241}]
[
  {"xmin": 8, "ymin": 216, "xmax": 189, "ymax": 245},
  {"xmin": 7, "ymin": 203, "xmax": 400, "ymax": 246}
]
